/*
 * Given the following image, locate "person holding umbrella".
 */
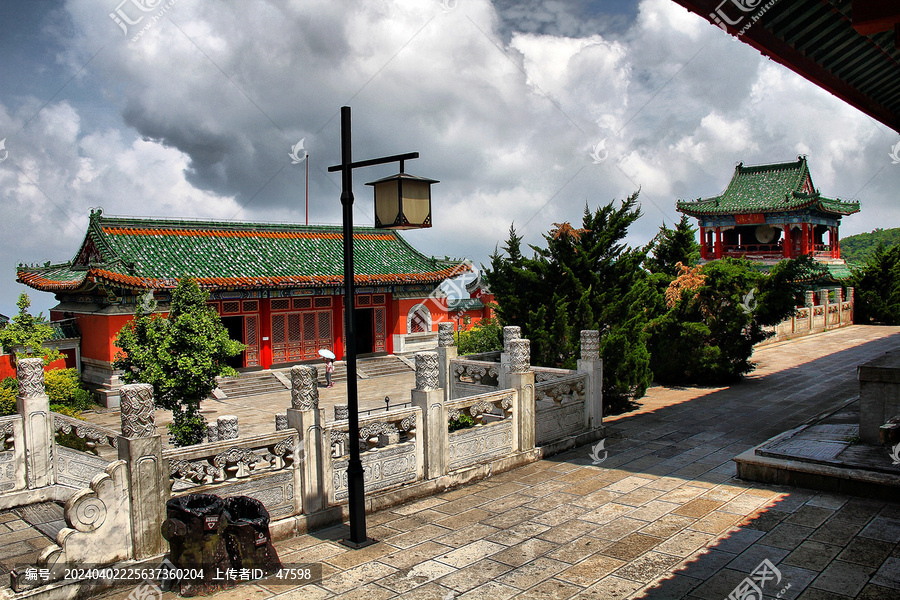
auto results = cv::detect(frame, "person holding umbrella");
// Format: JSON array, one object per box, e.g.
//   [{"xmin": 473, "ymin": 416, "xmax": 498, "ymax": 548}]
[{"xmin": 319, "ymin": 349, "xmax": 336, "ymax": 388}]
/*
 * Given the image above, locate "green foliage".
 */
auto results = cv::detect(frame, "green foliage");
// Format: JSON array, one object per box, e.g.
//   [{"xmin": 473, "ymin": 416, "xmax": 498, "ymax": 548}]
[
  {"xmin": 44, "ymin": 369, "xmax": 93, "ymax": 411},
  {"xmin": 114, "ymin": 277, "xmax": 245, "ymax": 447},
  {"xmin": 456, "ymin": 318, "xmax": 503, "ymax": 355},
  {"xmin": 485, "ymin": 193, "xmax": 653, "ymax": 411},
  {"xmin": 448, "ymin": 413, "xmax": 475, "ymax": 432},
  {"xmin": 840, "ymin": 228, "xmax": 900, "ymax": 264},
  {"xmin": 648, "ymin": 257, "xmax": 804, "ymax": 384},
  {"xmin": 0, "ymin": 294, "xmax": 62, "ymax": 364},
  {"xmin": 644, "ymin": 215, "xmax": 700, "ymax": 276},
  {"xmin": 0, "ymin": 387, "xmax": 15, "ymax": 417},
  {"xmin": 850, "ymin": 243, "xmax": 900, "ymax": 325}
]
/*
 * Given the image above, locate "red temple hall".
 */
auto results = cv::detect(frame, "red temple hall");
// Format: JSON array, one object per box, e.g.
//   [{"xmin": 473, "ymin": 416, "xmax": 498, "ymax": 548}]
[
  {"xmin": 677, "ymin": 157, "xmax": 859, "ymax": 262},
  {"xmin": 17, "ymin": 210, "xmax": 491, "ymax": 406}
]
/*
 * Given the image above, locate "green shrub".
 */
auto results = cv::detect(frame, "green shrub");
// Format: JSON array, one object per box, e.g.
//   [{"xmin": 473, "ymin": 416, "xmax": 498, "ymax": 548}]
[
  {"xmin": 456, "ymin": 319, "xmax": 503, "ymax": 355},
  {"xmin": 448, "ymin": 413, "xmax": 475, "ymax": 432},
  {"xmin": 0, "ymin": 387, "xmax": 15, "ymax": 417},
  {"xmin": 44, "ymin": 369, "xmax": 93, "ymax": 411}
]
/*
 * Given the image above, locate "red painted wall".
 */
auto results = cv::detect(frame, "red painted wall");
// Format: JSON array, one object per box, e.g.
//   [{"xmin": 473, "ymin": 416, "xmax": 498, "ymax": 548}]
[{"xmin": 0, "ymin": 354, "xmax": 68, "ymax": 380}]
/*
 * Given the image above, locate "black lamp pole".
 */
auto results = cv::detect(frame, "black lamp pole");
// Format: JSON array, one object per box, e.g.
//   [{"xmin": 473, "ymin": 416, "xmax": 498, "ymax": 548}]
[{"xmin": 328, "ymin": 106, "xmax": 419, "ymax": 548}]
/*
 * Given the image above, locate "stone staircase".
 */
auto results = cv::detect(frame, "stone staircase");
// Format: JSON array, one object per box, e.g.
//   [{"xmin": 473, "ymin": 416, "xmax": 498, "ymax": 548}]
[
  {"xmin": 216, "ymin": 371, "xmax": 289, "ymax": 398},
  {"xmin": 216, "ymin": 356, "xmax": 414, "ymax": 399}
]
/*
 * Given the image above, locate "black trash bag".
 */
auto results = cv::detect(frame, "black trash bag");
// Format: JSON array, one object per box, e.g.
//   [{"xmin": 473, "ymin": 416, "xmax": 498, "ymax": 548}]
[
  {"xmin": 222, "ymin": 496, "xmax": 281, "ymax": 575},
  {"xmin": 161, "ymin": 494, "xmax": 234, "ymax": 597}
]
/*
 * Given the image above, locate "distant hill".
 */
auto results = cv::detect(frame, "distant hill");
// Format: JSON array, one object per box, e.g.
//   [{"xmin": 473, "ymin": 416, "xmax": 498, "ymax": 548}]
[{"xmin": 840, "ymin": 228, "xmax": 900, "ymax": 264}]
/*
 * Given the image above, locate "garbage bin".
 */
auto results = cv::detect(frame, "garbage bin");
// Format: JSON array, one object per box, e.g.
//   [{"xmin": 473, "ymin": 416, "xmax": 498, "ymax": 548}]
[
  {"xmin": 162, "ymin": 494, "xmax": 234, "ymax": 596},
  {"xmin": 222, "ymin": 496, "xmax": 281, "ymax": 574}
]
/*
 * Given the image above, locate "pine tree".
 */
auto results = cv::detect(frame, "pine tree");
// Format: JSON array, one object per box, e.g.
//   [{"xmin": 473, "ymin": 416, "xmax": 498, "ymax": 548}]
[
  {"xmin": 644, "ymin": 215, "xmax": 700, "ymax": 276},
  {"xmin": 0, "ymin": 293, "xmax": 62, "ymax": 364}
]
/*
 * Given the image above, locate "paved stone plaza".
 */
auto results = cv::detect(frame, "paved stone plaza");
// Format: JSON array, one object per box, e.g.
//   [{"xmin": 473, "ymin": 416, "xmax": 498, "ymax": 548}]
[{"xmin": 37, "ymin": 325, "xmax": 900, "ymax": 598}]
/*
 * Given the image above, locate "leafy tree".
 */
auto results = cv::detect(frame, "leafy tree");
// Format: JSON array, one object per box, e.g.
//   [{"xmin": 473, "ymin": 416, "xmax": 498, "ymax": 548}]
[
  {"xmin": 644, "ymin": 215, "xmax": 700, "ymax": 276},
  {"xmin": 114, "ymin": 277, "xmax": 245, "ymax": 446},
  {"xmin": 648, "ymin": 257, "xmax": 805, "ymax": 384},
  {"xmin": 0, "ymin": 293, "xmax": 62, "ymax": 364},
  {"xmin": 44, "ymin": 368, "xmax": 94, "ymax": 412},
  {"xmin": 850, "ymin": 243, "xmax": 900, "ymax": 325},
  {"xmin": 485, "ymin": 193, "xmax": 653, "ymax": 411}
]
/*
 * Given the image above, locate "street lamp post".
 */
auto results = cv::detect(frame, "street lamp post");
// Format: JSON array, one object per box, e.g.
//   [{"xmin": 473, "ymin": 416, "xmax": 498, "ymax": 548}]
[{"xmin": 327, "ymin": 106, "xmax": 437, "ymax": 548}]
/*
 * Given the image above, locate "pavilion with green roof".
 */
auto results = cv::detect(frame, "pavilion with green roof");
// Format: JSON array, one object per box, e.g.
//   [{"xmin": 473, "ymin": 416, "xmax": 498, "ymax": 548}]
[
  {"xmin": 676, "ymin": 157, "xmax": 859, "ymax": 262},
  {"xmin": 16, "ymin": 210, "xmax": 483, "ymax": 403}
]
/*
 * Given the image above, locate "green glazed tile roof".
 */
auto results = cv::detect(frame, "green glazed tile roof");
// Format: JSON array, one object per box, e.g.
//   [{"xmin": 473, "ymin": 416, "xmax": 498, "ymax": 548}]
[
  {"xmin": 676, "ymin": 157, "xmax": 860, "ymax": 217},
  {"xmin": 18, "ymin": 210, "xmax": 466, "ymax": 292}
]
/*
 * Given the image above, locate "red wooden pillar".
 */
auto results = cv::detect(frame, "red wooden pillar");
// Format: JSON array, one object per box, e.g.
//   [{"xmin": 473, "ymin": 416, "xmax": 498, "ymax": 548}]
[
  {"xmin": 801, "ymin": 223, "xmax": 810, "ymax": 256},
  {"xmin": 260, "ymin": 297, "xmax": 272, "ymax": 369},
  {"xmin": 699, "ymin": 226, "xmax": 708, "ymax": 260},
  {"xmin": 714, "ymin": 227, "xmax": 723, "ymax": 259},
  {"xmin": 833, "ymin": 226, "xmax": 840, "ymax": 258}
]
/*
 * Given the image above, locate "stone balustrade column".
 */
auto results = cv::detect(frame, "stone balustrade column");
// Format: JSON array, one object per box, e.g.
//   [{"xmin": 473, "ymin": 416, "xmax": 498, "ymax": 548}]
[
  {"xmin": 411, "ymin": 351, "xmax": 447, "ymax": 479},
  {"xmin": 217, "ymin": 415, "xmax": 239, "ymax": 440},
  {"xmin": 805, "ymin": 290, "xmax": 815, "ymax": 307},
  {"xmin": 275, "ymin": 413, "xmax": 288, "ymax": 431},
  {"xmin": 577, "ymin": 330, "xmax": 604, "ymax": 430},
  {"xmin": 286, "ymin": 365, "xmax": 324, "ymax": 514},
  {"xmin": 819, "ymin": 288, "xmax": 830, "ymax": 306},
  {"xmin": 16, "ymin": 358, "xmax": 53, "ymax": 490},
  {"xmin": 117, "ymin": 382, "xmax": 166, "ymax": 559},
  {"xmin": 846, "ymin": 287, "xmax": 855, "ymax": 321},
  {"xmin": 500, "ymin": 326, "xmax": 521, "ymax": 389},
  {"xmin": 506, "ymin": 339, "xmax": 535, "ymax": 452},
  {"xmin": 206, "ymin": 423, "xmax": 218, "ymax": 443},
  {"xmin": 437, "ymin": 322, "xmax": 457, "ymax": 404}
]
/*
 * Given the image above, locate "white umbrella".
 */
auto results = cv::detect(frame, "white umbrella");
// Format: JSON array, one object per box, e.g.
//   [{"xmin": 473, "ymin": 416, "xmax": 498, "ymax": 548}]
[{"xmin": 318, "ymin": 349, "xmax": 336, "ymax": 359}]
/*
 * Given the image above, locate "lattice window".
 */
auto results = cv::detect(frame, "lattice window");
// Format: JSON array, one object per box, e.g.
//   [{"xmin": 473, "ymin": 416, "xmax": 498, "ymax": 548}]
[
  {"xmin": 356, "ymin": 295, "xmax": 371, "ymax": 307},
  {"xmin": 242, "ymin": 300, "xmax": 259, "ymax": 313},
  {"xmin": 318, "ymin": 312, "xmax": 331, "ymax": 339},
  {"xmin": 372, "ymin": 294, "xmax": 386, "ymax": 305},
  {"xmin": 314, "ymin": 297, "xmax": 332, "ymax": 308},
  {"xmin": 207, "ymin": 302, "xmax": 220, "ymax": 314},
  {"xmin": 271, "ymin": 298, "xmax": 290, "ymax": 311},
  {"xmin": 303, "ymin": 313, "xmax": 316, "ymax": 341},
  {"xmin": 223, "ymin": 301, "xmax": 240, "ymax": 314},
  {"xmin": 272, "ymin": 315, "xmax": 286, "ymax": 344},
  {"xmin": 245, "ymin": 316, "xmax": 258, "ymax": 346},
  {"xmin": 408, "ymin": 304, "xmax": 431, "ymax": 334},
  {"xmin": 288, "ymin": 314, "xmax": 302, "ymax": 342},
  {"xmin": 293, "ymin": 298, "xmax": 312, "ymax": 310},
  {"xmin": 375, "ymin": 308, "xmax": 385, "ymax": 336}
]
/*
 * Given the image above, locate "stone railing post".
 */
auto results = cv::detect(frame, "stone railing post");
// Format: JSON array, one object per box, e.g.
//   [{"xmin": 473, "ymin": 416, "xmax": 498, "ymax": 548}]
[
  {"xmin": 437, "ymin": 323, "xmax": 457, "ymax": 405},
  {"xmin": 16, "ymin": 358, "xmax": 54, "ymax": 489},
  {"xmin": 805, "ymin": 290, "xmax": 815, "ymax": 307},
  {"xmin": 499, "ymin": 326, "xmax": 521, "ymax": 389},
  {"xmin": 819, "ymin": 288, "xmax": 830, "ymax": 307},
  {"xmin": 217, "ymin": 415, "xmax": 239, "ymax": 440},
  {"xmin": 286, "ymin": 365, "xmax": 324, "ymax": 514},
  {"xmin": 411, "ymin": 352, "xmax": 447, "ymax": 479},
  {"xmin": 846, "ymin": 286, "xmax": 855, "ymax": 321},
  {"xmin": 506, "ymin": 339, "xmax": 535, "ymax": 452},
  {"xmin": 117, "ymin": 382, "xmax": 166, "ymax": 559},
  {"xmin": 577, "ymin": 330, "xmax": 604, "ymax": 429}
]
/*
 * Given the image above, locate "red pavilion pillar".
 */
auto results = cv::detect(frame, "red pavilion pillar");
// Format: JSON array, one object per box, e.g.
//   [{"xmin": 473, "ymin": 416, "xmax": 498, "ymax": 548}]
[
  {"xmin": 801, "ymin": 223, "xmax": 810, "ymax": 256},
  {"xmin": 782, "ymin": 224, "xmax": 791, "ymax": 258},
  {"xmin": 714, "ymin": 227, "xmax": 723, "ymax": 259}
]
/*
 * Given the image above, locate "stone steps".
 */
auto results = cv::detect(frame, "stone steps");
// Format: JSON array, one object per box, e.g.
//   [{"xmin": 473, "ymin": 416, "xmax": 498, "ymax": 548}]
[{"xmin": 216, "ymin": 372, "xmax": 288, "ymax": 398}]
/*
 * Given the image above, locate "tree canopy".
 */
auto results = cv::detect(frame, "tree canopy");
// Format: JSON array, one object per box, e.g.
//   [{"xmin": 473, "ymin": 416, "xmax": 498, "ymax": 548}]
[
  {"xmin": 0, "ymin": 293, "xmax": 62, "ymax": 364},
  {"xmin": 850, "ymin": 243, "xmax": 900, "ymax": 325},
  {"xmin": 114, "ymin": 277, "xmax": 245, "ymax": 446}
]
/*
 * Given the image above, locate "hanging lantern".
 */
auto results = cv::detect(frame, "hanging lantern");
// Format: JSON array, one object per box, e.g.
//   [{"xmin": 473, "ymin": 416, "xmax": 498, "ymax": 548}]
[{"xmin": 366, "ymin": 172, "xmax": 438, "ymax": 230}]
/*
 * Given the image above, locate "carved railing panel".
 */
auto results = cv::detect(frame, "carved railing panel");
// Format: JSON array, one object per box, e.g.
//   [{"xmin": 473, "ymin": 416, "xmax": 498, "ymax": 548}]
[
  {"xmin": 326, "ymin": 406, "xmax": 419, "ymax": 458},
  {"xmin": 446, "ymin": 389, "xmax": 516, "ymax": 471},
  {"xmin": 534, "ymin": 373, "xmax": 587, "ymax": 404},
  {"xmin": 163, "ymin": 431, "xmax": 298, "ymax": 486},
  {"xmin": 450, "ymin": 359, "xmax": 500, "ymax": 387},
  {"xmin": 0, "ymin": 415, "xmax": 24, "ymax": 492},
  {"xmin": 52, "ymin": 413, "xmax": 118, "ymax": 450},
  {"xmin": 533, "ymin": 366, "xmax": 578, "ymax": 383},
  {"xmin": 327, "ymin": 406, "xmax": 422, "ymax": 502}
]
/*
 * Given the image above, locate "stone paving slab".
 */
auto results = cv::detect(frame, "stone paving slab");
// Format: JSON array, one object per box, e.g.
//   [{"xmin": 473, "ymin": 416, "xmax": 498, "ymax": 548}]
[{"xmin": 62, "ymin": 325, "xmax": 900, "ymax": 599}]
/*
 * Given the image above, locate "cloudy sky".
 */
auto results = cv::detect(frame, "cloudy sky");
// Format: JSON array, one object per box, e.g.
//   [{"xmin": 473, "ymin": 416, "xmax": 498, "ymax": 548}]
[{"xmin": 1, "ymin": 0, "xmax": 898, "ymax": 318}]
